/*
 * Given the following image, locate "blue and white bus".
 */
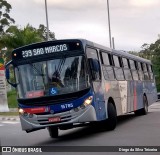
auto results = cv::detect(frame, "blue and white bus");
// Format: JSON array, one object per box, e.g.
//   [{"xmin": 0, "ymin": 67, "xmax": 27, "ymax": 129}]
[{"xmin": 6, "ymin": 39, "xmax": 157, "ymax": 138}]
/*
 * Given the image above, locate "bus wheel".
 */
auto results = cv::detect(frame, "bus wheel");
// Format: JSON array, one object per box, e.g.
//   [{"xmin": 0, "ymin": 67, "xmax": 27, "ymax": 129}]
[
  {"xmin": 47, "ymin": 126, "xmax": 59, "ymax": 138},
  {"xmin": 135, "ymin": 95, "xmax": 148, "ymax": 116},
  {"xmin": 102, "ymin": 103, "xmax": 117, "ymax": 131}
]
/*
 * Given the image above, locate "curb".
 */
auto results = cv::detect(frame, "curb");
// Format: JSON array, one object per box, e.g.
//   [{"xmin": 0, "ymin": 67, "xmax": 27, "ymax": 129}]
[
  {"xmin": 9, "ymin": 108, "xmax": 18, "ymax": 112},
  {"xmin": 0, "ymin": 116, "xmax": 19, "ymax": 121}
]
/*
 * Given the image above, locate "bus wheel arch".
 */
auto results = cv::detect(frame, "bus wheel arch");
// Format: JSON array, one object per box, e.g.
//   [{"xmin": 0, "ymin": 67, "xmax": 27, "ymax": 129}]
[
  {"xmin": 108, "ymin": 97, "xmax": 117, "ymax": 112},
  {"xmin": 103, "ymin": 97, "xmax": 117, "ymax": 130},
  {"xmin": 135, "ymin": 94, "xmax": 148, "ymax": 116},
  {"xmin": 143, "ymin": 93, "xmax": 148, "ymax": 113}
]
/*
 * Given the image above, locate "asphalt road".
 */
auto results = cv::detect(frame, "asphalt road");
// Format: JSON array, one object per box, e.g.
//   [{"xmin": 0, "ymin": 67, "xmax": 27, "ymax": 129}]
[{"xmin": 1, "ymin": 102, "xmax": 160, "ymax": 155}]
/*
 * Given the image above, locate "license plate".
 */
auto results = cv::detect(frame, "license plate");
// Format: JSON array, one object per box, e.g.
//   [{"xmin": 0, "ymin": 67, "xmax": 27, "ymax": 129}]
[{"xmin": 48, "ymin": 117, "xmax": 61, "ymax": 123}]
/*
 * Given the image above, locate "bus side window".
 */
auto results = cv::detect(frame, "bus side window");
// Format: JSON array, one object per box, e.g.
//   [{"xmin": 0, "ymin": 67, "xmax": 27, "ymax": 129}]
[
  {"xmin": 100, "ymin": 51, "xmax": 115, "ymax": 80},
  {"xmin": 147, "ymin": 64, "xmax": 153, "ymax": 81},
  {"xmin": 142, "ymin": 63, "xmax": 149, "ymax": 81},
  {"xmin": 87, "ymin": 48, "xmax": 101, "ymax": 81},
  {"xmin": 101, "ymin": 52, "xmax": 110, "ymax": 65},
  {"xmin": 113, "ymin": 55, "xmax": 124, "ymax": 81},
  {"xmin": 138, "ymin": 62, "xmax": 144, "ymax": 81},
  {"xmin": 129, "ymin": 59, "xmax": 139, "ymax": 81},
  {"xmin": 122, "ymin": 58, "xmax": 132, "ymax": 80}
]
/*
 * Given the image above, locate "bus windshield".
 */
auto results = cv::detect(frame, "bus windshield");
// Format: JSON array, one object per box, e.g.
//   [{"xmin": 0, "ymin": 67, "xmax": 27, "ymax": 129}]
[{"xmin": 15, "ymin": 55, "xmax": 90, "ymax": 99}]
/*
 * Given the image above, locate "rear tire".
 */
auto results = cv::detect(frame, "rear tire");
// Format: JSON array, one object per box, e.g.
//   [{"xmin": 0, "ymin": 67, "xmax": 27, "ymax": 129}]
[
  {"xmin": 135, "ymin": 95, "xmax": 148, "ymax": 116},
  {"xmin": 47, "ymin": 126, "xmax": 59, "ymax": 138},
  {"xmin": 101, "ymin": 102, "xmax": 117, "ymax": 131}
]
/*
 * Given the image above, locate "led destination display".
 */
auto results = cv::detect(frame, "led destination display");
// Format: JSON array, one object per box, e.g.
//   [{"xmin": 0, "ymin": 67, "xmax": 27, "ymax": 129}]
[{"xmin": 12, "ymin": 40, "xmax": 83, "ymax": 61}]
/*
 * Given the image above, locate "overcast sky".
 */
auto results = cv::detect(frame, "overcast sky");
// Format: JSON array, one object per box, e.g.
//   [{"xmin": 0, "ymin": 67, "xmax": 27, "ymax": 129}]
[{"xmin": 7, "ymin": 0, "xmax": 160, "ymax": 51}]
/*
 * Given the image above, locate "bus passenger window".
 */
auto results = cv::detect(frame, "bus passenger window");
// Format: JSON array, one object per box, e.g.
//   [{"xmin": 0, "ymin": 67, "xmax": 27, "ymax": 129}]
[
  {"xmin": 113, "ymin": 55, "xmax": 124, "ymax": 80},
  {"xmin": 101, "ymin": 52, "xmax": 110, "ymax": 66},
  {"xmin": 142, "ymin": 63, "xmax": 149, "ymax": 80},
  {"xmin": 147, "ymin": 64, "xmax": 153, "ymax": 80},
  {"xmin": 122, "ymin": 58, "xmax": 132, "ymax": 80},
  {"xmin": 130, "ymin": 60, "xmax": 139, "ymax": 81},
  {"xmin": 87, "ymin": 48, "xmax": 101, "ymax": 81},
  {"xmin": 137, "ymin": 62, "xmax": 144, "ymax": 81}
]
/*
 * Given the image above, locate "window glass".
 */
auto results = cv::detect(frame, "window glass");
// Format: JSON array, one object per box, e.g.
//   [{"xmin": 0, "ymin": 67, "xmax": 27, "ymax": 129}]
[
  {"xmin": 142, "ymin": 63, "xmax": 147, "ymax": 72},
  {"xmin": 101, "ymin": 52, "xmax": 110, "ymax": 65},
  {"xmin": 103, "ymin": 66, "xmax": 115, "ymax": 80},
  {"xmin": 129, "ymin": 60, "xmax": 136, "ymax": 70},
  {"xmin": 138, "ymin": 71, "xmax": 144, "ymax": 81},
  {"xmin": 147, "ymin": 64, "xmax": 153, "ymax": 80},
  {"xmin": 138, "ymin": 62, "xmax": 142, "ymax": 71},
  {"xmin": 87, "ymin": 48, "xmax": 98, "ymax": 59},
  {"xmin": 122, "ymin": 58, "xmax": 129, "ymax": 68},
  {"xmin": 132, "ymin": 70, "xmax": 139, "ymax": 80},
  {"xmin": 142, "ymin": 63, "xmax": 149, "ymax": 80},
  {"xmin": 114, "ymin": 68, "xmax": 124, "ymax": 80},
  {"xmin": 124, "ymin": 69, "xmax": 132, "ymax": 80},
  {"xmin": 87, "ymin": 48, "xmax": 101, "ymax": 81},
  {"xmin": 113, "ymin": 55, "xmax": 120, "ymax": 67},
  {"xmin": 15, "ymin": 56, "xmax": 90, "ymax": 99},
  {"xmin": 134, "ymin": 61, "xmax": 138, "ymax": 70},
  {"xmin": 147, "ymin": 64, "xmax": 152, "ymax": 72}
]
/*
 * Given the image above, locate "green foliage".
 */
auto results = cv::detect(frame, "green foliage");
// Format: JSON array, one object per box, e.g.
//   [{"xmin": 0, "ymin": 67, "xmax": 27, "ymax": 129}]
[
  {"xmin": 7, "ymin": 90, "xmax": 17, "ymax": 108},
  {"xmin": 38, "ymin": 24, "xmax": 55, "ymax": 41},
  {"xmin": 139, "ymin": 37, "xmax": 160, "ymax": 91},
  {"xmin": 2, "ymin": 24, "xmax": 43, "ymax": 49},
  {"xmin": 0, "ymin": 24, "xmax": 56, "ymax": 63},
  {"xmin": 0, "ymin": 0, "xmax": 15, "ymax": 34}
]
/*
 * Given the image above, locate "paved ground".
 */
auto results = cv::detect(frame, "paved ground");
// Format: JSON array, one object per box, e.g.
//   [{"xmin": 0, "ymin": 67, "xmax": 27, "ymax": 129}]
[{"xmin": 1, "ymin": 102, "xmax": 160, "ymax": 155}]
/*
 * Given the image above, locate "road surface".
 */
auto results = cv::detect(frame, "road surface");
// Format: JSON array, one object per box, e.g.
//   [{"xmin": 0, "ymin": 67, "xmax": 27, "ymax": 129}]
[{"xmin": 1, "ymin": 102, "xmax": 160, "ymax": 155}]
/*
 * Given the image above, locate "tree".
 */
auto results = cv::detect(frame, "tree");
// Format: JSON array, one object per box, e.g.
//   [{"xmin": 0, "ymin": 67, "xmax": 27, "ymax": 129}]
[
  {"xmin": 0, "ymin": 0, "xmax": 15, "ymax": 34},
  {"xmin": 38, "ymin": 24, "xmax": 55, "ymax": 41},
  {"xmin": 0, "ymin": 24, "xmax": 56, "ymax": 62},
  {"xmin": 139, "ymin": 37, "xmax": 160, "ymax": 91},
  {"xmin": 0, "ymin": 24, "xmax": 43, "ymax": 62}
]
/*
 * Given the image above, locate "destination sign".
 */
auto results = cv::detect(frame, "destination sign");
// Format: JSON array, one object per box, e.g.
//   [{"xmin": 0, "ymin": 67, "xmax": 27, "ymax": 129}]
[
  {"xmin": 12, "ymin": 40, "xmax": 83, "ymax": 62},
  {"xmin": 22, "ymin": 44, "xmax": 68, "ymax": 58}
]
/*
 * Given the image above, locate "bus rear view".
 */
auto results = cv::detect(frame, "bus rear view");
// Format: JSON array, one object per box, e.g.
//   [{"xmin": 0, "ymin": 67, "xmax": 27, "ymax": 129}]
[{"xmin": 6, "ymin": 40, "xmax": 97, "ymax": 138}]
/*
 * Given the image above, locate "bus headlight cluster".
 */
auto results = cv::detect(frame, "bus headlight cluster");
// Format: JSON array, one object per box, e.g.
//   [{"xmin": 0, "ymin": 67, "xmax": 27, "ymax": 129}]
[
  {"xmin": 19, "ymin": 109, "xmax": 32, "ymax": 117},
  {"xmin": 83, "ymin": 96, "xmax": 93, "ymax": 107},
  {"xmin": 19, "ymin": 108, "xmax": 24, "ymax": 114},
  {"xmin": 73, "ymin": 96, "xmax": 93, "ymax": 112}
]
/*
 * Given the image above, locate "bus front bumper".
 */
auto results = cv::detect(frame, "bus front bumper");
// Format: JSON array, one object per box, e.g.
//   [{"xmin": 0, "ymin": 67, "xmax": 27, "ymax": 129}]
[{"xmin": 20, "ymin": 105, "xmax": 97, "ymax": 131}]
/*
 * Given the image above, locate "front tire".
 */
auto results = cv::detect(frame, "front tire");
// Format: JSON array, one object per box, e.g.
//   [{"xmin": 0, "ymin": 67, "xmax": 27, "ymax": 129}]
[
  {"xmin": 101, "ymin": 102, "xmax": 117, "ymax": 131},
  {"xmin": 47, "ymin": 126, "xmax": 59, "ymax": 138}
]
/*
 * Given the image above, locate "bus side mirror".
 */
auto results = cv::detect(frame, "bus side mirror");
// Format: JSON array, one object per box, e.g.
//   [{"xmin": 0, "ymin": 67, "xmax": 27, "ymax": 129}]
[{"xmin": 5, "ymin": 61, "xmax": 17, "ymax": 88}]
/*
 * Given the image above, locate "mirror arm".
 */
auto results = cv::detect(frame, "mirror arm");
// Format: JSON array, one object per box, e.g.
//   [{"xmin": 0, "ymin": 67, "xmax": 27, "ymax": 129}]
[
  {"xmin": 5, "ymin": 60, "xmax": 18, "ymax": 88},
  {"xmin": 7, "ymin": 79, "xmax": 17, "ymax": 88},
  {"xmin": 5, "ymin": 60, "xmax": 13, "ymax": 68}
]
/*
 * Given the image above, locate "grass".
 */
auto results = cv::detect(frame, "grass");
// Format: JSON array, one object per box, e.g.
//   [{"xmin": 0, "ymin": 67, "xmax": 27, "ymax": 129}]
[
  {"xmin": 7, "ymin": 90, "xmax": 18, "ymax": 108},
  {"xmin": 0, "ymin": 112, "xmax": 18, "ymax": 116},
  {"xmin": 0, "ymin": 90, "xmax": 18, "ymax": 116}
]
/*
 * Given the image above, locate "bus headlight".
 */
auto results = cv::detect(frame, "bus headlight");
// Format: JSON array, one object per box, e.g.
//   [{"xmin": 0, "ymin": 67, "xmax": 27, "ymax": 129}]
[
  {"xmin": 19, "ymin": 108, "xmax": 24, "ymax": 114},
  {"xmin": 83, "ymin": 96, "xmax": 93, "ymax": 107}
]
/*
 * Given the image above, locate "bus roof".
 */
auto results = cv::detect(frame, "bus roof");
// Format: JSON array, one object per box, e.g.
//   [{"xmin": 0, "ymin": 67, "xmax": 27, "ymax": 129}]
[
  {"xmin": 80, "ymin": 39, "xmax": 151, "ymax": 64},
  {"xmin": 12, "ymin": 39, "xmax": 151, "ymax": 64}
]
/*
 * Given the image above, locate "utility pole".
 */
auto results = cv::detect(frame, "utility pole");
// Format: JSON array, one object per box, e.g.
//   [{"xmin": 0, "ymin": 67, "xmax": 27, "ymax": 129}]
[
  {"xmin": 112, "ymin": 37, "xmax": 115, "ymax": 49},
  {"xmin": 45, "ymin": 0, "xmax": 49, "ymax": 41},
  {"xmin": 107, "ymin": 0, "xmax": 112, "ymax": 48}
]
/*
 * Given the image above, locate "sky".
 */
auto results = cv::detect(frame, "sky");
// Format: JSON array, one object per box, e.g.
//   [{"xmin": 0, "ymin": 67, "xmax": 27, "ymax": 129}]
[{"xmin": 7, "ymin": 0, "xmax": 160, "ymax": 51}]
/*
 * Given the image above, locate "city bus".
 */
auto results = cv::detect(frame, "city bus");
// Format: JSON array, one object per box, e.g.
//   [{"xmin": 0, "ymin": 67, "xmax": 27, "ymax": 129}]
[{"xmin": 5, "ymin": 39, "xmax": 157, "ymax": 138}]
